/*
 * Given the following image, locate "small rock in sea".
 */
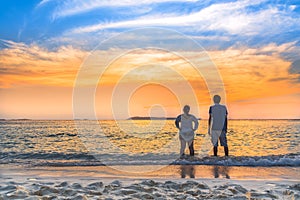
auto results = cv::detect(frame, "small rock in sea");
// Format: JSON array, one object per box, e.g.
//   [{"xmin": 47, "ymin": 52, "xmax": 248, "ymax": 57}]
[
  {"xmin": 56, "ymin": 181, "xmax": 68, "ymax": 187},
  {"xmin": 163, "ymin": 181, "xmax": 180, "ymax": 190},
  {"xmin": 124, "ymin": 184, "xmax": 141, "ymax": 191},
  {"xmin": 33, "ymin": 186, "xmax": 59, "ymax": 196},
  {"xmin": 228, "ymin": 187, "xmax": 239, "ymax": 195},
  {"xmin": 59, "ymin": 188, "xmax": 77, "ymax": 196},
  {"xmin": 164, "ymin": 180, "xmax": 176, "ymax": 185},
  {"xmin": 185, "ymin": 189, "xmax": 201, "ymax": 196},
  {"xmin": 233, "ymin": 185, "xmax": 248, "ymax": 194},
  {"xmin": 181, "ymin": 182, "xmax": 193, "ymax": 190},
  {"xmin": 177, "ymin": 188, "xmax": 184, "ymax": 193},
  {"xmin": 72, "ymin": 183, "xmax": 83, "ymax": 189},
  {"xmin": 119, "ymin": 189, "xmax": 137, "ymax": 195},
  {"xmin": 141, "ymin": 180, "xmax": 157, "ymax": 186},
  {"xmin": 87, "ymin": 190, "xmax": 102, "ymax": 195},
  {"xmin": 152, "ymin": 192, "xmax": 163, "ymax": 197},
  {"xmin": 110, "ymin": 180, "xmax": 121, "ymax": 187},
  {"xmin": 87, "ymin": 182, "xmax": 103, "ymax": 189},
  {"xmin": 103, "ymin": 183, "xmax": 121, "ymax": 193},
  {"xmin": 185, "ymin": 180, "xmax": 200, "ymax": 186},
  {"xmin": 216, "ymin": 184, "xmax": 229, "ymax": 190},
  {"xmin": 197, "ymin": 182, "xmax": 210, "ymax": 189},
  {"xmin": 140, "ymin": 193, "xmax": 155, "ymax": 199}
]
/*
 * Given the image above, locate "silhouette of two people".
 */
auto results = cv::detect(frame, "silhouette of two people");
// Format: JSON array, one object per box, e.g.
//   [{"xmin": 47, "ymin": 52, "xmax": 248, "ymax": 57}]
[{"xmin": 175, "ymin": 95, "xmax": 229, "ymax": 157}]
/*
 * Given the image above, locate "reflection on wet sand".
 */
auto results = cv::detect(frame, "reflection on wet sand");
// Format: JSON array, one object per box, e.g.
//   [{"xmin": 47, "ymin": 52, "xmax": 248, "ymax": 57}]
[
  {"xmin": 213, "ymin": 165, "xmax": 230, "ymax": 179},
  {"xmin": 180, "ymin": 165, "xmax": 195, "ymax": 178},
  {"xmin": 178, "ymin": 165, "xmax": 230, "ymax": 179}
]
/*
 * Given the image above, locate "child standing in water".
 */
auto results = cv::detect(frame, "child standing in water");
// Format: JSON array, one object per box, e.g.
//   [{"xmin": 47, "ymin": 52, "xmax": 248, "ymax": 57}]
[
  {"xmin": 175, "ymin": 105, "xmax": 199, "ymax": 158},
  {"xmin": 208, "ymin": 95, "xmax": 229, "ymax": 156}
]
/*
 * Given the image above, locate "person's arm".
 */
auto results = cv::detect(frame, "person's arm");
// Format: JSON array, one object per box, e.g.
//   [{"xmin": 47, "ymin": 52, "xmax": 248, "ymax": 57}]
[
  {"xmin": 192, "ymin": 115, "xmax": 199, "ymax": 131},
  {"xmin": 175, "ymin": 115, "xmax": 181, "ymax": 130},
  {"xmin": 223, "ymin": 116, "xmax": 228, "ymax": 133},
  {"xmin": 208, "ymin": 106, "xmax": 212, "ymax": 135},
  {"xmin": 224, "ymin": 107, "xmax": 228, "ymax": 133}
]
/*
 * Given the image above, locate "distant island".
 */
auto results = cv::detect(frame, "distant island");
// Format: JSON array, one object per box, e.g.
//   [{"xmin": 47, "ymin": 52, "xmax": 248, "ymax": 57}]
[
  {"xmin": 0, "ymin": 118, "xmax": 31, "ymax": 121},
  {"xmin": 127, "ymin": 116, "xmax": 202, "ymax": 120},
  {"xmin": 127, "ymin": 116, "xmax": 177, "ymax": 120}
]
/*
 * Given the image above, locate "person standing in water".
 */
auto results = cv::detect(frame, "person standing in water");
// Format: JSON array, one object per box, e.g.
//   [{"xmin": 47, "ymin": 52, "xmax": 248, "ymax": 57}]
[
  {"xmin": 208, "ymin": 95, "xmax": 229, "ymax": 156},
  {"xmin": 175, "ymin": 105, "xmax": 199, "ymax": 158}
]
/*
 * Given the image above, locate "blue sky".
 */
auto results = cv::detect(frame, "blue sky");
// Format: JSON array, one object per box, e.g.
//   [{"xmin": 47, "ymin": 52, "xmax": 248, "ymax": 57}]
[{"xmin": 1, "ymin": 0, "xmax": 300, "ymax": 52}]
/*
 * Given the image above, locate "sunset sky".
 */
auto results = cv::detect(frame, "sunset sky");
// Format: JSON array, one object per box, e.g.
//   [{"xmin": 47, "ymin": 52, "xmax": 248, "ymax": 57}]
[{"xmin": 0, "ymin": 0, "xmax": 299, "ymax": 119}]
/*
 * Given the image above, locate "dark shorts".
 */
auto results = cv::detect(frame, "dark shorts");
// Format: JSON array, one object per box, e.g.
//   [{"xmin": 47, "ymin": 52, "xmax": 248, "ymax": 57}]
[{"xmin": 215, "ymin": 131, "xmax": 228, "ymax": 147}]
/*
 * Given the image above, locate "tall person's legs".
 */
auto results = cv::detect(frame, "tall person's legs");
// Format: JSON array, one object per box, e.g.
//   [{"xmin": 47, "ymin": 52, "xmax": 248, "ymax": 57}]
[
  {"xmin": 220, "ymin": 131, "xmax": 229, "ymax": 156},
  {"xmin": 224, "ymin": 146, "xmax": 229, "ymax": 156},
  {"xmin": 213, "ymin": 146, "xmax": 218, "ymax": 156},
  {"xmin": 211, "ymin": 130, "xmax": 221, "ymax": 156}
]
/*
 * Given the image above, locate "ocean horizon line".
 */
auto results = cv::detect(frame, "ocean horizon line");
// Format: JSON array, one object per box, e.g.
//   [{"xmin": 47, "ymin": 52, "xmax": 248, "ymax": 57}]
[{"xmin": 0, "ymin": 118, "xmax": 299, "ymax": 121}]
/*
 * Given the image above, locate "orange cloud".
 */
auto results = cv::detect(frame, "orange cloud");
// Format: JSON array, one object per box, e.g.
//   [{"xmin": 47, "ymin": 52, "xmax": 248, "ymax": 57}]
[
  {"xmin": 0, "ymin": 40, "xmax": 86, "ymax": 88},
  {"xmin": 0, "ymin": 41, "xmax": 299, "ymax": 119},
  {"xmin": 208, "ymin": 44, "xmax": 300, "ymax": 103}
]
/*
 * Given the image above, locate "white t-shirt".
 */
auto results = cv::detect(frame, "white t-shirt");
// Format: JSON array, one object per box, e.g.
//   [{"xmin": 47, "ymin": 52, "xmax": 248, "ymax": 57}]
[{"xmin": 209, "ymin": 104, "xmax": 228, "ymax": 131}]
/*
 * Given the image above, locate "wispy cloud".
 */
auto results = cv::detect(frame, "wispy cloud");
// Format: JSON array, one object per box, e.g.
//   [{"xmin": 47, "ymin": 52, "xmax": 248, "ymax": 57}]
[
  {"xmin": 68, "ymin": 0, "xmax": 299, "ymax": 38},
  {"xmin": 37, "ymin": 0, "xmax": 198, "ymax": 19}
]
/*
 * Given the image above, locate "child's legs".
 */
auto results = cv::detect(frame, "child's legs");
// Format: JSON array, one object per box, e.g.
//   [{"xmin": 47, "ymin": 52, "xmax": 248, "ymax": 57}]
[
  {"xmin": 179, "ymin": 135, "xmax": 186, "ymax": 155},
  {"xmin": 188, "ymin": 140, "xmax": 194, "ymax": 156}
]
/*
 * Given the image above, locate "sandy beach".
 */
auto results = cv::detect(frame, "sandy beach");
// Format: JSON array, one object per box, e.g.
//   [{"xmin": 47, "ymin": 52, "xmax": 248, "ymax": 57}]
[{"xmin": 1, "ymin": 165, "xmax": 299, "ymax": 199}]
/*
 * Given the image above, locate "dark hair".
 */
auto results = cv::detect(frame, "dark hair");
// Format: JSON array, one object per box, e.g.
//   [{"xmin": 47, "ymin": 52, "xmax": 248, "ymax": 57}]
[
  {"xmin": 213, "ymin": 95, "xmax": 221, "ymax": 103},
  {"xmin": 183, "ymin": 105, "xmax": 190, "ymax": 112}
]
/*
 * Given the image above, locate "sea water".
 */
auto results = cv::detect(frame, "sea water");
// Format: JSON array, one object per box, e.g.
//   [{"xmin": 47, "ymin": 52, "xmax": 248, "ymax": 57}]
[{"xmin": 0, "ymin": 119, "xmax": 299, "ymax": 167}]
